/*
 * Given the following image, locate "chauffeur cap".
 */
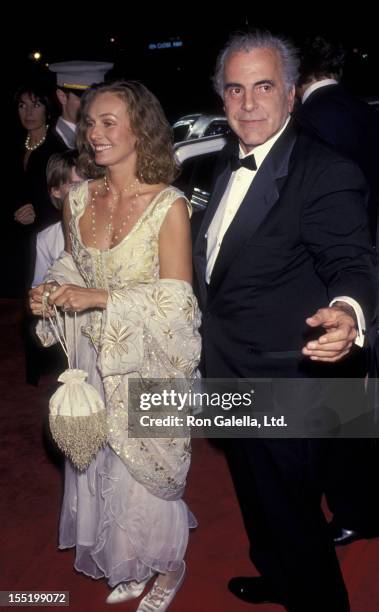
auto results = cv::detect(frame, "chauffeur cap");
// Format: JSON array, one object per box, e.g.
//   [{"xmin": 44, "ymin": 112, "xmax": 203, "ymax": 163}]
[{"xmin": 49, "ymin": 60, "xmax": 114, "ymax": 93}]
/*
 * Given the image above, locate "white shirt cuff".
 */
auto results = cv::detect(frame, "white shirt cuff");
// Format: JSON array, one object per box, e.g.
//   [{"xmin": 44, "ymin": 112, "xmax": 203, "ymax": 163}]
[{"xmin": 329, "ymin": 296, "xmax": 366, "ymax": 347}]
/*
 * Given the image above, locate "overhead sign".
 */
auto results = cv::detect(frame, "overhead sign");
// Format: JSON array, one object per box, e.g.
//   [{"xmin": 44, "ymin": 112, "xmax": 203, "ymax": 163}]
[{"xmin": 148, "ymin": 40, "xmax": 183, "ymax": 50}]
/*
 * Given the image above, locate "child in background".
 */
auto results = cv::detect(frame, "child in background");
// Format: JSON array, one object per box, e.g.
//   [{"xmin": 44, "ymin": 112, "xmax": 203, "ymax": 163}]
[{"xmin": 32, "ymin": 150, "xmax": 82, "ymax": 286}]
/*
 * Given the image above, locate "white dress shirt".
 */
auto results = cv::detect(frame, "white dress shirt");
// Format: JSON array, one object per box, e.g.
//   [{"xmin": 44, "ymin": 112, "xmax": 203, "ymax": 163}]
[{"xmin": 301, "ymin": 78, "xmax": 338, "ymax": 103}]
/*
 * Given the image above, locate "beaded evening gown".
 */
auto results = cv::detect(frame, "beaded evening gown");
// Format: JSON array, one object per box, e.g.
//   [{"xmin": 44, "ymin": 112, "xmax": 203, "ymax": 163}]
[{"xmin": 41, "ymin": 180, "xmax": 201, "ymax": 587}]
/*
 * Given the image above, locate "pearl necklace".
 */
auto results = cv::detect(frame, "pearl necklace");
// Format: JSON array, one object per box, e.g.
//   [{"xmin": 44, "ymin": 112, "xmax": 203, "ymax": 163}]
[
  {"xmin": 25, "ymin": 125, "xmax": 49, "ymax": 151},
  {"xmin": 91, "ymin": 175, "xmax": 141, "ymax": 248}
]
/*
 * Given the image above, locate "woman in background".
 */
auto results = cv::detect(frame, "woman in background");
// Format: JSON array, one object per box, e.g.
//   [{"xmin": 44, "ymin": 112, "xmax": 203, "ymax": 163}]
[
  {"xmin": 10, "ymin": 79, "xmax": 66, "ymax": 384},
  {"xmin": 14, "ymin": 80, "xmax": 66, "ymax": 231}
]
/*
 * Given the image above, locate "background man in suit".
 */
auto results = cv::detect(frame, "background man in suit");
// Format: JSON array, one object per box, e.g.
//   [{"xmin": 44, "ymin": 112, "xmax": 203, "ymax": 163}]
[
  {"xmin": 296, "ymin": 35, "xmax": 379, "ymax": 546},
  {"xmin": 193, "ymin": 30, "xmax": 376, "ymax": 611},
  {"xmin": 296, "ymin": 35, "xmax": 379, "ymax": 245},
  {"xmin": 48, "ymin": 61, "xmax": 113, "ymax": 149}
]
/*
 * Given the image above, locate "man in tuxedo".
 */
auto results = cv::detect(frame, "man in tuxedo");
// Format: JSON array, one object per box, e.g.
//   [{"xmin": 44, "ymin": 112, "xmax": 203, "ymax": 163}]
[
  {"xmin": 193, "ymin": 31, "xmax": 376, "ymax": 611},
  {"xmin": 296, "ymin": 35, "xmax": 379, "ymax": 546}
]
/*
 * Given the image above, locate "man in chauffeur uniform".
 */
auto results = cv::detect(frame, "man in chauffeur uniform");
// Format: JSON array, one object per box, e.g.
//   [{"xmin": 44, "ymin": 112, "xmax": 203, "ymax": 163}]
[
  {"xmin": 193, "ymin": 30, "xmax": 376, "ymax": 611},
  {"xmin": 49, "ymin": 61, "xmax": 113, "ymax": 149}
]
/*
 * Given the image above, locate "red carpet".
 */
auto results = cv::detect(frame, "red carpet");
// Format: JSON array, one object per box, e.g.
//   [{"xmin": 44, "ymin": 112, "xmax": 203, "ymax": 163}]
[{"xmin": 1, "ymin": 299, "xmax": 378, "ymax": 611}]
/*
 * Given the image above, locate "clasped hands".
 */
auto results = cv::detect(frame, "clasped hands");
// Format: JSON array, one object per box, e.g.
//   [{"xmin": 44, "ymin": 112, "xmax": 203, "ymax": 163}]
[
  {"xmin": 29, "ymin": 283, "xmax": 108, "ymax": 316},
  {"xmin": 302, "ymin": 306, "xmax": 357, "ymax": 363}
]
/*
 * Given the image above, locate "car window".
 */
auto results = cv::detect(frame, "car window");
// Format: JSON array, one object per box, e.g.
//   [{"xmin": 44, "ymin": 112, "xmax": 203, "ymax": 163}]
[{"xmin": 203, "ymin": 120, "xmax": 231, "ymax": 138}]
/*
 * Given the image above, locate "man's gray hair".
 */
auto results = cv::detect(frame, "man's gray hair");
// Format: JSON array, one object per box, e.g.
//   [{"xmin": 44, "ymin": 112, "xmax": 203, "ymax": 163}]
[{"xmin": 213, "ymin": 30, "xmax": 299, "ymax": 97}]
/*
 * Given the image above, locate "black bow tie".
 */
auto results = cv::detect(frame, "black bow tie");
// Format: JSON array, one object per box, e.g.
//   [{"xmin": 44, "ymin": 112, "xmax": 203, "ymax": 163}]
[{"xmin": 230, "ymin": 154, "xmax": 257, "ymax": 172}]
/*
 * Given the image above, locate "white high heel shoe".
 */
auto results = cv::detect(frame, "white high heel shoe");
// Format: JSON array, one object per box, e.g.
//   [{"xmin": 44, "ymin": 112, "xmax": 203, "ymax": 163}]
[
  {"xmin": 106, "ymin": 578, "xmax": 149, "ymax": 604},
  {"xmin": 136, "ymin": 562, "xmax": 186, "ymax": 611}
]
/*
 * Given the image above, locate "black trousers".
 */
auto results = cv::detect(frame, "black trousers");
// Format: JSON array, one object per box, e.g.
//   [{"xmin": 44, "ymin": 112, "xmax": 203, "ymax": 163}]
[
  {"xmin": 324, "ymin": 347, "xmax": 379, "ymax": 530},
  {"xmin": 225, "ymin": 438, "xmax": 350, "ymax": 612}
]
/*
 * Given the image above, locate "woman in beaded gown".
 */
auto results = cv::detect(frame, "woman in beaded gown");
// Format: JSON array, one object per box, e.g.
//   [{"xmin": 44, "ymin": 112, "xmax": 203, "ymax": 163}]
[{"xmin": 29, "ymin": 81, "xmax": 201, "ymax": 611}]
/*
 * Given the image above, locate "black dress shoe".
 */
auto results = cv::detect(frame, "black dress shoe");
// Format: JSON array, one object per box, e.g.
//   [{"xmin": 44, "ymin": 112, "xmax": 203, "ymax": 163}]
[
  {"xmin": 228, "ymin": 576, "xmax": 285, "ymax": 605},
  {"xmin": 329, "ymin": 519, "xmax": 379, "ymax": 546},
  {"xmin": 332, "ymin": 525, "xmax": 361, "ymax": 546},
  {"xmin": 329, "ymin": 520, "xmax": 366, "ymax": 546}
]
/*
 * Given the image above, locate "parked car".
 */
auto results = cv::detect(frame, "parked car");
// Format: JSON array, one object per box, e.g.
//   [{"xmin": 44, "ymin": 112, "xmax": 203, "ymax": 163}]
[
  {"xmin": 173, "ymin": 114, "xmax": 230, "ymax": 142},
  {"xmin": 174, "ymin": 134, "xmax": 227, "ymax": 210}
]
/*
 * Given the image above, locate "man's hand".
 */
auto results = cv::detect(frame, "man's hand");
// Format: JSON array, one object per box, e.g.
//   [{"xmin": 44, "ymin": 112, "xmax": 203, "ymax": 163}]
[
  {"xmin": 302, "ymin": 306, "xmax": 357, "ymax": 362},
  {"xmin": 15, "ymin": 203, "xmax": 36, "ymax": 225}
]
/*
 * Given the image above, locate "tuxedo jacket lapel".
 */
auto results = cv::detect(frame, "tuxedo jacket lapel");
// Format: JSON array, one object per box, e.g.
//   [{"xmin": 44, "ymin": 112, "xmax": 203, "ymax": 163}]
[{"xmin": 208, "ymin": 122, "xmax": 298, "ymax": 299}]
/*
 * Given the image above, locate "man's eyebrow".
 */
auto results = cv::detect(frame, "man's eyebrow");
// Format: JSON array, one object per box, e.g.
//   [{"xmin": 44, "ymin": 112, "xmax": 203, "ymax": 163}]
[
  {"xmin": 255, "ymin": 79, "xmax": 275, "ymax": 86},
  {"xmin": 224, "ymin": 82, "xmax": 243, "ymax": 89},
  {"xmin": 224, "ymin": 79, "xmax": 275, "ymax": 89}
]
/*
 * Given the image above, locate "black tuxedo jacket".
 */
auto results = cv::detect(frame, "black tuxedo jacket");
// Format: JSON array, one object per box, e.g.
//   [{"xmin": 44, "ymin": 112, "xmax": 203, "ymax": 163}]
[
  {"xmin": 295, "ymin": 84, "xmax": 379, "ymax": 244},
  {"xmin": 193, "ymin": 122, "xmax": 376, "ymax": 378}
]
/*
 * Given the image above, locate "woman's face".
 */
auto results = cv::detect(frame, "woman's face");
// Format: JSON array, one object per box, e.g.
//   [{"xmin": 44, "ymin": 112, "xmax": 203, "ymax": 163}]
[
  {"xmin": 85, "ymin": 92, "xmax": 137, "ymax": 169},
  {"xmin": 18, "ymin": 92, "xmax": 47, "ymax": 132}
]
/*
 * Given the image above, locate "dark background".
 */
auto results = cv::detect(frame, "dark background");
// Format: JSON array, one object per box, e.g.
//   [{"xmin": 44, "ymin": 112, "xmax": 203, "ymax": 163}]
[{"xmin": 8, "ymin": 14, "xmax": 379, "ymax": 123}]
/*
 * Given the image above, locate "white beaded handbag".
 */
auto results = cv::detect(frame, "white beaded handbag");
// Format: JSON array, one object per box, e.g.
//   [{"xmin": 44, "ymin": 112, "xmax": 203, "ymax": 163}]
[{"xmin": 47, "ymin": 306, "xmax": 107, "ymax": 471}]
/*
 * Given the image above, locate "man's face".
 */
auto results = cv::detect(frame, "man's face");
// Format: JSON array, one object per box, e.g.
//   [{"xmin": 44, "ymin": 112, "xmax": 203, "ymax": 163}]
[
  {"xmin": 57, "ymin": 89, "xmax": 81, "ymax": 123},
  {"xmin": 223, "ymin": 47, "xmax": 295, "ymax": 153}
]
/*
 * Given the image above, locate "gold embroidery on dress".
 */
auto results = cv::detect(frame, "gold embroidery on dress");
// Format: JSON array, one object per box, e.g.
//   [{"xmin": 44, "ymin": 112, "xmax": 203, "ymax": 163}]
[{"xmin": 102, "ymin": 320, "xmax": 135, "ymax": 358}]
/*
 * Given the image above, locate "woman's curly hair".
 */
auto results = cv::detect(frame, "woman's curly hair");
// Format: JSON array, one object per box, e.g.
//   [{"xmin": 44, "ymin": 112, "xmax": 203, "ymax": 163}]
[{"xmin": 76, "ymin": 80, "xmax": 179, "ymax": 183}]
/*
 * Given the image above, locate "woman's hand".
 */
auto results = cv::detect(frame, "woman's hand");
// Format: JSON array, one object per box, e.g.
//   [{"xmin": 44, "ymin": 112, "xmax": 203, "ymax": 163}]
[
  {"xmin": 29, "ymin": 283, "xmax": 56, "ymax": 316},
  {"xmin": 48, "ymin": 284, "xmax": 108, "ymax": 313},
  {"xmin": 15, "ymin": 203, "xmax": 36, "ymax": 225}
]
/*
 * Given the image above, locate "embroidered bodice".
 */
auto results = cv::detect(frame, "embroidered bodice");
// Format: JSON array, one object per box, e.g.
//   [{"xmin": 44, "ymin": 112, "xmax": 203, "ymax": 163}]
[{"xmin": 69, "ymin": 180, "xmax": 184, "ymax": 292}]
